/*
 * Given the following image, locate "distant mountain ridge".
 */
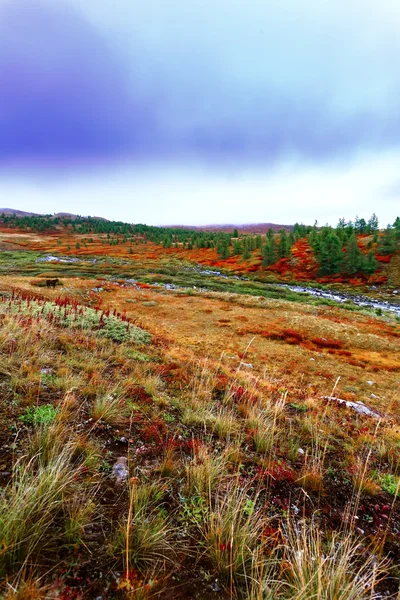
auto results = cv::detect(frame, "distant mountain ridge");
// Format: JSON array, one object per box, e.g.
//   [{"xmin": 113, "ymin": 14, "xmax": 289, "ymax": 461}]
[
  {"xmin": 0, "ymin": 208, "xmax": 108, "ymax": 221},
  {"xmin": 0, "ymin": 209, "xmax": 292, "ymax": 231},
  {"xmin": 165, "ymin": 223, "xmax": 293, "ymax": 232}
]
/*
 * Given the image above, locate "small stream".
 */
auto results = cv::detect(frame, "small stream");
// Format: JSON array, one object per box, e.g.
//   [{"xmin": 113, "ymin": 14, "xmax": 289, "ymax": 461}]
[
  {"xmin": 188, "ymin": 267, "xmax": 400, "ymax": 316},
  {"xmin": 280, "ymin": 284, "xmax": 400, "ymax": 316}
]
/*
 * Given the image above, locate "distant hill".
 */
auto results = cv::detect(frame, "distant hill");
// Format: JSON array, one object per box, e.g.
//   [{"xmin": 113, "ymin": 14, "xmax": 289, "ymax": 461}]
[
  {"xmin": 0, "ymin": 209, "xmax": 109, "ymax": 221},
  {"xmin": 0, "ymin": 208, "xmax": 42, "ymax": 217},
  {"xmin": 1, "ymin": 210, "xmax": 292, "ymax": 231},
  {"xmin": 166, "ymin": 223, "xmax": 293, "ymax": 233}
]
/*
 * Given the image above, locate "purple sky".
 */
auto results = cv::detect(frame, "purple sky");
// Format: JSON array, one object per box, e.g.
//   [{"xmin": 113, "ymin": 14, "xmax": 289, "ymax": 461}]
[{"xmin": 0, "ymin": 0, "xmax": 399, "ymax": 225}]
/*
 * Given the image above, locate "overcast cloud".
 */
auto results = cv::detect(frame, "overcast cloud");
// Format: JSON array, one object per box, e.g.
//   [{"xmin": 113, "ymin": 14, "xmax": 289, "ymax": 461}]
[{"xmin": 0, "ymin": 0, "xmax": 399, "ymax": 225}]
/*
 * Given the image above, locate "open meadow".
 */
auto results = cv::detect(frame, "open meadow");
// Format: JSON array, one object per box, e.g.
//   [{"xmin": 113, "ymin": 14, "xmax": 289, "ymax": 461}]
[{"xmin": 0, "ymin": 224, "xmax": 399, "ymax": 599}]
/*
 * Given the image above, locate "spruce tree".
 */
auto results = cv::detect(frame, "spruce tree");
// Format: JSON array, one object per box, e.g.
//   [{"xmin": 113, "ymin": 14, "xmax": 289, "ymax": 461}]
[
  {"xmin": 262, "ymin": 241, "xmax": 276, "ymax": 266},
  {"xmin": 319, "ymin": 232, "xmax": 343, "ymax": 275},
  {"xmin": 393, "ymin": 217, "xmax": 400, "ymax": 242},
  {"xmin": 378, "ymin": 226, "xmax": 396, "ymax": 255},
  {"xmin": 278, "ymin": 229, "xmax": 290, "ymax": 258},
  {"xmin": 367, "ymin": 213, "xmax": 379, "ymax": 233},
  {"xmin": 362, "ymin": 250, "xmax": 378, "ymax": 275},
  {"xmin": 242, "ymin": 238, "xmax": 251, "ymax": 260},
  {"xmin": 343, "ymin": 234, "xmax": 363, "ymax": 274}
]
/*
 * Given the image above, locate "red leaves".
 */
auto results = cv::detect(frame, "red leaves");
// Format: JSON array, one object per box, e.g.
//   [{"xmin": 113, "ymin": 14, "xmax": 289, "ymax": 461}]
[
  {"xmin": 375, "ymin": 254, "xmax": 392, "ymax": 263},
  {"xmin": 311, "ymin": 337, "xmax": 343, "ymax": 350}
]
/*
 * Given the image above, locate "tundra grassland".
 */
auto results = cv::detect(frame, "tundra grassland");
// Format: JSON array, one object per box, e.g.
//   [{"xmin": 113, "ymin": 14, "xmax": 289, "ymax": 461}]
[{"xmin": 0, "ymin": 228, "xmax": 399, "ymax": 599}]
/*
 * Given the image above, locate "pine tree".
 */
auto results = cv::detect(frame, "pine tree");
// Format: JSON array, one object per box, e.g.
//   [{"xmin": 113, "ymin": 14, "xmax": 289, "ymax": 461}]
[
  {"xmin": 319, "ymin": 233, "xmax": 343, "ymax": 275},
  {"xmin": 354, "ymin": 216, "xmax": 367, "ymax": 234},
  {"xmin": 343, "ymin": 234, "xmax": 363, "ymax": 274},
  {"xmin": 262, "ymin": 241, "xmax": 276, "ymax": 266},
  {"xmin": 378, "ymin": 226, "xmax": 395, "ymax": 255},
  {"xmin": 362, "ymin": 250, "xmax": 378, "ymax": 275},
  {"xmin": 278, "ymin": 229, "xmax": 290, "ymax": 258},
  {"xmin": 218, "ymin": 240, "xmax": 230, "ymax": 259},
  {"xmin": 393, "ymin": 217, "xmax": 400, "ymax": 242},
  {"xmin": 242, "ymin": 238, "xmax": 251, "ymax": 260},
  {"xmin": 367, "ymin": 213, "xmax": 379, "ymax": 233},
  {"xmin": 232, "ymin": 240, "xmax": 242, "ymax": 255}
]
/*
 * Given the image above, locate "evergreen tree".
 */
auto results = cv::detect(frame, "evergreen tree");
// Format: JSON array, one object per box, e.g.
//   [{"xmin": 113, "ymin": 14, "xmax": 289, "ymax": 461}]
[
  {"xmin": 217, "ymin": 240, "xmax": 230, "ymax": 259},
  {"xmin": 393, "ymin": 216, "xmax": 400, "ymax": 242},
  {"xmin": 262, "ymin": 241, "xmax": 276, "ymax": 266},
  {"xmin": 232, "ymin": 239, "xmax": 242, "ymax": 255},
  {"xmin": 367, "ymin": 213, "xmax": 379, "ymax": 233},
  {"xmin": 267, "ymin": 228, "xmax": 274, "ymax": 242},
  {"xmin": 343, "ymin": 235, "xmax": 362, "ymax": 274},
  {"xmin": 242, "ymin": 238, "xmax": 251, "ymax": 260},
  {"xmin": 354, "ymin": 216, "xmax": 367, "ymax": 234},
  {"xmin": 378, "ymin": 226, "xmax": 396, "ymax": 255},
  {"xmin": 318, "ymin": 232, "xmax": 343, "ymax": 275},
  {"xmin": 278, "ymin": 229, "xmax": 290, "ymax": 258},
  {"xmin": 362, "ymin": 250, "xmax": 378, "ymax": 275}
]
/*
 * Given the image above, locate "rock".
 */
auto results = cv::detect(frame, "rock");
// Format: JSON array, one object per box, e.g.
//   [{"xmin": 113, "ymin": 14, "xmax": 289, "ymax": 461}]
[
  {"xmin": 298, "ymin": 448, "xmax": 305, "ymax": 455},
  {"xmin": 142, "ymin": 301, "xmax": 158, "ymax": 307},
  {"xmin": 120, "ymin": 436, "xmax": 128, "ymax": 444},
  {"xmin": 112, "ymin": 457, "xmax": 129, "ymax": 483},
  {"xmin": 321, "ymin": 396, "xmax": 382, "ymax": 419},
  {"xmin": 212, "ymin": 580, "xmax": 221, "ymax": 592},
  {"xmin": 367, "ymin": 380, "xmax": 375, "ymax": 386},
  {"xmin": 241, "ymin": 362, "xmax": 253, "ymax": 369},
  {"xmin": 355, "ymin": 527, "xmax": 365, "ymax": 536}
]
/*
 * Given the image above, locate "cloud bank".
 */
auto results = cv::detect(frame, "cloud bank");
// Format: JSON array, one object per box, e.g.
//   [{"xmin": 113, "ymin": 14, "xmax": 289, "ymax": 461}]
[{"xmin": 0, "ymin": 0, "xmax": 399, "ymax": 223}]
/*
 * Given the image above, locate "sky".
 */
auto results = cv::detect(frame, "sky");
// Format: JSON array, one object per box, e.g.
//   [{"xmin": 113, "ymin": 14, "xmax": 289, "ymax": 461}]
[{"xmin": 0, "ymin": 0, "xmax": 399, "ymax": 226}]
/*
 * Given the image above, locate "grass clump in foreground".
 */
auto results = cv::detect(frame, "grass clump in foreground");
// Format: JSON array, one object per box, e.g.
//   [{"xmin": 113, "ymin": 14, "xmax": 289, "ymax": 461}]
[{"xmin": 0, "ymin": 441, "xmax": 82, "ymax": 577}]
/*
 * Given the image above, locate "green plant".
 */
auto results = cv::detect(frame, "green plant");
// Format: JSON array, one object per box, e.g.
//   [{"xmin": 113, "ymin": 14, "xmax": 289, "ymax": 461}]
[
  {"xmin": 179, "ymin": 494, "xmax": 208, "ymax": 529},
  {"xmin": 20, "ymin": 404, "xmax": 57, "ymax": 426},
  {"xmin": 289, "ymin": 403, "xmax": 309, "ymax": 412},
  {"xmin": 380, "ymin": 473, "xmax": 400, "ymax": 496}
]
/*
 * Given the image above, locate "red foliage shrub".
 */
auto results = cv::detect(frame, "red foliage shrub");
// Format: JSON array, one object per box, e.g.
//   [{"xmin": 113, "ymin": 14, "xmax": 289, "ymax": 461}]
[
  {"xmin": 136, "ymin": 282, "xmax": 152, "ymax": 289},
  {"xmin": 311, "ymin": 337, "xmax": 343, "ymax": 350},
  {"xmin": 335, "ymin": 349, "xmax": 352, "ymax": 357},
  {"xmin": 141, "ymin": 420, "xmax": 167, "ymax": 443},
  {"xmin": 126, "ymin": 385, "xmax": 153, "ymax": 405},
  {"xmin": 375, "ymin": 255, "xmax": 392, "ymax": 263},
  {"xmin": 281, "ymin": 328, "xmax": 303, "ymax": 344},
  {"xmin": 346, "ymin": 359, "xmax": 364, "ymax": 367},
  {"xmin": 255, "ymin": 462, "xmax": 295, "ymax": 484},
  {"xmin": 185, "ymin": 438, "xmax": 204, "ymax": 454}
]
